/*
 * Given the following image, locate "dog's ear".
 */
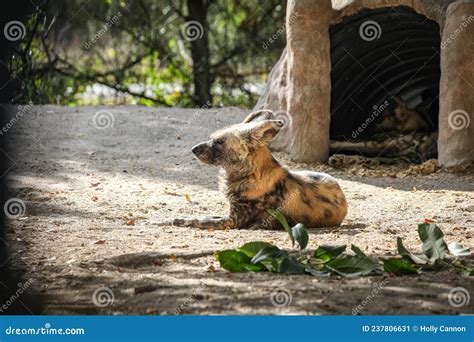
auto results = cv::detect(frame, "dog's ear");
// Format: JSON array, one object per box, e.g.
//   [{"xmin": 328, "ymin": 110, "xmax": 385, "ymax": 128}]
[
  {"xmin": 243, "ymin": 109, "xmax": 274, "ymax": 123},
  {"xmin": 393, "ymin": 96, "xmax": 406, "ymax": 109},
  {"xmin": 248, "ymin": 119, "xmax": 283, "ymax": 144}
]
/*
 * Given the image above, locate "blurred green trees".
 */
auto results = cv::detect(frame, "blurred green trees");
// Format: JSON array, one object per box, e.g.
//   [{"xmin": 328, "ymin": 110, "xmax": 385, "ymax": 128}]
[{"xmin": 9, "ymin": 0, "xmax": 287, "ymax": 107}]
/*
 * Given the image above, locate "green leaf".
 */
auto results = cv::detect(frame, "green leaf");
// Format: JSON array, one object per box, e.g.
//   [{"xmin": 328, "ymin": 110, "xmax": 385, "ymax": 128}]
[
  {"xmin": 447, "ymin": 242, "xmax": 471, "ymax": 257},
  {"xmin": 260, "ymin": 258, "xmax": 280, "ymax": 273},
  {"xmin": 452, "ymin": 262, "xmax": 474, "ymax": 276},
  {"xmin": 418, "ymin": 223, "xmax": 449, "ymax": 263},
  {"xmin": 242, "ymin": 263, "xmax": 265, "ymax": 272},
  {"xmin": 314, "ymin": 245, "xmax": 346, "ymax": 262},
  {"xmin": 251, "ymin": 245, "xmax": 287, "ymax": 264},
  {"xmin": 350, "ymin": 245, "xmax": 367, "ymax": 257},
  {"xmin": 396, "ymin": 237, "xmax": 428, "ymax": 264},
  {"xmin": 325, "ymin": 255, "xmax": 378, "ymax": 277},
  {"xmin": 267, "ymin": 209, "xmax": 294, "ymax": 245},
  {"xmin": 383, "ymin": 258, "xmax": 418, "ymax": 275},
  {"xmin": 460, "ymin": 269, "xmax": 474, "ymax": 276},
  {"xmin": 351, "ymin": 245, "xmax": 382, "ymax": 270},
  {"xmin": 217, "ymin": 250, "xmax": 256, "ymax": 272},
  {"xmin": 238, "ymin": 241, "xmax": 272, "ymax": 258},
  {"xmin": 291, "ymin": 223, "xmax": 309, "ymax": 250},
  {"xmin": 278, "ymin": 256, "xmax": 306, "ymax": 274}
]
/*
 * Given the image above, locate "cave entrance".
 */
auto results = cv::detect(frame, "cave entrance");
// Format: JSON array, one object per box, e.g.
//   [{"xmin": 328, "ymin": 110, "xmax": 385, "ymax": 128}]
[{"xmin": 329, "ymin": 6, "xmax": 441, "ymax": 162}]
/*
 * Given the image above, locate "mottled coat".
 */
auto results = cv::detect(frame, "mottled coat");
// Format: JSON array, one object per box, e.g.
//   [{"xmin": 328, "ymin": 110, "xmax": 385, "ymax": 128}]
[{"xmin": 170, "ymin": 110, "xmax": 347, "ymax": 230}]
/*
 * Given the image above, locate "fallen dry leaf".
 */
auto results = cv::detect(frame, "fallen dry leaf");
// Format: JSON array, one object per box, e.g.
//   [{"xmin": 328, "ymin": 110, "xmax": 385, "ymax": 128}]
[
  {"xmin": 94, "ymin": 240, "xmax": 106, "ymax": 245},
  {"xmin": 152, "ymin": 259, "xmax": 163, "ymax": 266},
  {"xmin": 185, "ymin": 194, "xmax": 191, "ymax": 201},
  {"xmin": 170, "ymin": 254, "xmax": 177, "ymax": 262},
  {"xmin": 163, "ymin": 187, "xmax": 180, "ymax": 196},
  {"xmin": 126, "ymin": 219, "xmax": 135, "ymax": 226}
]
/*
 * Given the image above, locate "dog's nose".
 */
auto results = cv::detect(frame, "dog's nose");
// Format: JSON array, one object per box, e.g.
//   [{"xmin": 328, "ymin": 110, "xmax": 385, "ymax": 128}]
[
  {"xmin": 275, "ymin": 120, "xmax": 284, "ymax": 127},
  {"xmin": 192, "ymin": 143, "xmax": 205, "ymax": 155}
]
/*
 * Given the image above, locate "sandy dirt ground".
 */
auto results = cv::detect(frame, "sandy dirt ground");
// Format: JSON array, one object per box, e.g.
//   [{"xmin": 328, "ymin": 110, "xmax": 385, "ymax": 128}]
[{"xmin": 3, "ymin": 105, "xmax": 474, "ymax": 315}]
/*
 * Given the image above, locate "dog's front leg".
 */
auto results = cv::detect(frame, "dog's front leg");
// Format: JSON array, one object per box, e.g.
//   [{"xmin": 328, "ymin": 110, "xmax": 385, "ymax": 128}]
[{"xmin": 158, "ymin": 216, "xmax": 234, "ymax": 230}]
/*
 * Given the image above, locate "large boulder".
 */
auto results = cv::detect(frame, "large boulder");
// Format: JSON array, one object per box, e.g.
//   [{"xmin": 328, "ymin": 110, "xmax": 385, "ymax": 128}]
[{"xmin": 256, "ymin": 0, "xmax": 473, "ymax": 167}]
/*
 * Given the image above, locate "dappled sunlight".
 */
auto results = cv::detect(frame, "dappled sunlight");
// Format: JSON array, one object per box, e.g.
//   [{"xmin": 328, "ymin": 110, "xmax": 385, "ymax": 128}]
[{"xmin": 3, "ymin": 105, "xmax": 472, "ymax": 315}]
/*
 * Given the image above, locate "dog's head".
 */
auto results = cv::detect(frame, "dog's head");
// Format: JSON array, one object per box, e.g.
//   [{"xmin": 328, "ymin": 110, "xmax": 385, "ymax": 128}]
[{"xmin": 191, "ymin": 110, "xmax": 283, "ymax": 168}]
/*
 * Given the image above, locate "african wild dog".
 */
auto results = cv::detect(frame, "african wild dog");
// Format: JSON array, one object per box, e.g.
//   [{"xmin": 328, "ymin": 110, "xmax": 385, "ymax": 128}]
[
  {"xmin": 167, "ymin": 110, "xmax": 348, "ymax": 230},
  {"xmin": 377, "ymin": 93, "xmax": 436, "ymax": 133}
]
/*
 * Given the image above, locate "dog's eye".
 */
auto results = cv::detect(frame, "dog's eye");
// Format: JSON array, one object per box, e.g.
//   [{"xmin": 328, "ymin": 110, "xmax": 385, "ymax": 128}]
[{"xmin": 214, "ymin": 139, "xmax": 224, "ymax": 145}]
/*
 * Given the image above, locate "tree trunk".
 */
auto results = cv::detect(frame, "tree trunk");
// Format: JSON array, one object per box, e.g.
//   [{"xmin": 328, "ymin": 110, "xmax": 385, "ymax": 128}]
[{"xmin": 186, "ymin": 0, "xmax": 212, "ymax": 107}]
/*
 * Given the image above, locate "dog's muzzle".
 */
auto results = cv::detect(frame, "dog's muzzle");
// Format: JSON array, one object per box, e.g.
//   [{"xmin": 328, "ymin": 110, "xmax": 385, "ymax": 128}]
[{"xmin": 192, "ymin": 141, "xmax": 217, "ymax": 164}]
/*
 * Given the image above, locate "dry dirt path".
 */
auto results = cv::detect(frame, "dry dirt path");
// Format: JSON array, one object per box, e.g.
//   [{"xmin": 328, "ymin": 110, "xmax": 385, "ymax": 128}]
[{"xmin": 4, "ymin": 105, "xmax": 473, "ymax": 315}]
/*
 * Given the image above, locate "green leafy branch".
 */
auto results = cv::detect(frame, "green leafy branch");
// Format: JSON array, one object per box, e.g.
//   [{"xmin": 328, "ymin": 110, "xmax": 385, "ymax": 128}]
[{"xmin": 216, "ymin": 210, "xmax": 473, "ymax": 277}]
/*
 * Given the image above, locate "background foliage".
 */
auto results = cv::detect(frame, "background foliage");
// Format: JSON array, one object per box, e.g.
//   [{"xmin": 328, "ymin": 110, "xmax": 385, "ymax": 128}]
[{"xmin": 8, "ymin": 0, "xmax": 287, "ymax": 108}]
